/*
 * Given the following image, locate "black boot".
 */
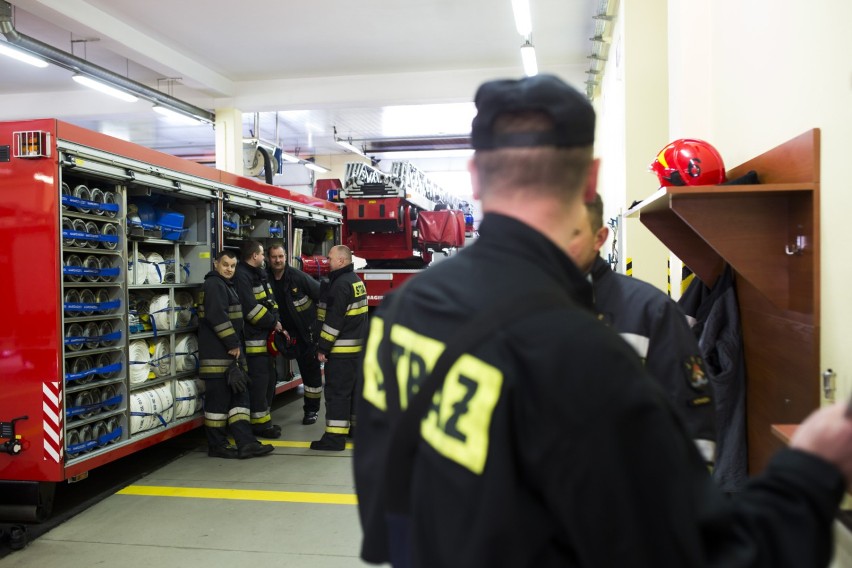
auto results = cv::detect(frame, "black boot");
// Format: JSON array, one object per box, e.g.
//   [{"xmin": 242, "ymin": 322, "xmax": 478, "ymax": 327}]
[
  {"xmin": 208, "ymin": 444, "xmax": 239, "ymax": 459},
  {"xmin": 238, "ymin": 441, "xmax": 275, "ymax": 459},
  {"xmin": 302, "ymin": 411, "xmax": 318, "ymax": 425},
  {"xmin": 254, "ymin": 424, "xmax": 282, "ymax": 439},
  {"xmin": 310, "ymin": 433, "xmax": 346, "ymax": 451}
]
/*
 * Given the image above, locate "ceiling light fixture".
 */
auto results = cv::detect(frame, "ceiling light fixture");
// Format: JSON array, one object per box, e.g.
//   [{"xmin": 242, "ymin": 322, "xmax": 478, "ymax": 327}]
[
  {"xmin": 72, "ymin": 74, "xmax": 138, "ymax": 102},
  {"xmin": 511, "ymin": 0, "xmax": 532, "ymax": 36},
  {"xmin": 152, "ymin": 104, "xmax": 207, "ymax": 125},
  {"xmin": 336, "ymin": 138, "xmax": 367, "ymax": 156},
  {"xmin": 302, "ymin": 158, "xmax": 330, "ymax": 173},
  {"xmin": 279, "ymin": 152, "xmax": 301, "ymax": 163},
  {"xmin": 0, "ymin": 41, "xmax": 47, "ymax": 67},
  {"xmin": 520, "ymin": 40, "xmax": 538, "ymax": 77},
  {"xmin": 334, "ymin": 126, "xmax": 368, "ymax": 157}
]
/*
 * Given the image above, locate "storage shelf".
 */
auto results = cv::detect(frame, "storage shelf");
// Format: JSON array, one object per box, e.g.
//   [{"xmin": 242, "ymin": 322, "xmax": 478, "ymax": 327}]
[
  {"xmin": 627, "ymin": 132, "xmax": 818, "ymax": 313},
  {"xmin": 627, "ymin": 129, "xmax": 820, "ymax": 474}
]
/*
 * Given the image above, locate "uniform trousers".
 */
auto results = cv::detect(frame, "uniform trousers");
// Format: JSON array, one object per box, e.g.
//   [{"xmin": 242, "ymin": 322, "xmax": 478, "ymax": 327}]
[
  {"xmin": 322, "ymin": 357, "xmax": 359, "ymax": 435},
  {"xmin": 297, "ymin": 349, "xmax": 323, "ymax": 414},
  {"xmin": 202, "ymin": 378, "xmax": 256, "ymax": 449},
  {"xmin": 247, "ymin": 355, "xmax": 275, "ymax": 431}
]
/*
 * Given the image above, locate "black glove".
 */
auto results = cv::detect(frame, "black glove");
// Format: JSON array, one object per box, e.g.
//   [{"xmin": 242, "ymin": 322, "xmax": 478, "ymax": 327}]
[{"xmin": 226, "ymin": 359, "xmax": 251, "ymax": 394}]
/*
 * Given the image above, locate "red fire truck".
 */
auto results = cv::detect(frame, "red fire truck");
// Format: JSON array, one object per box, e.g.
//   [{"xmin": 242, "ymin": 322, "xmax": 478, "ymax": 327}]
[
  {"xmin": 0, "ymin": 119, "xmax": 341, "ymax": 521},
  {"xmin": 338, "ymin": 161, "xmax": 471, "ymax": 306}
]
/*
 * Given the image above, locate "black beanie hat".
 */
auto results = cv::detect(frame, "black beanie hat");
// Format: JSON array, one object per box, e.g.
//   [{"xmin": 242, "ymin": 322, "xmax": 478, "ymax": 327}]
[{"xmin": 471, "ymin": 74, "xmax": 595, "ymax": 150}]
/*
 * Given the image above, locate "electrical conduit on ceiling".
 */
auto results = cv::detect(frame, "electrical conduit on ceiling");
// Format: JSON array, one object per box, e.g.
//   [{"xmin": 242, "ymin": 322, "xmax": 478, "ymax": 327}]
[{"xmin": 0, "ymin": 0, "xmax": 214, "ymax": 123}]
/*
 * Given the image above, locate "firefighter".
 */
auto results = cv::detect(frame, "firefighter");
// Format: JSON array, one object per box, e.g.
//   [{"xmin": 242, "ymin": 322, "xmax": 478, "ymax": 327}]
[
  {"xmin": 353, "ymin": 74, "xmax": 852, "ymax": 567},
  {"xmin": 311, "ymin": 245, "xmax": 368, "ymax": 451},
  {"xmin": 566, "ymin": 193, "xmax": 717, "ymax": 465},
  {"xmin": 233, "ymin": 240, "xmax": 283, "ymax": 439},
  {"xmin": 197, "ymin": 250, "xmax": 273, "ymax": 459},
  {"xmin": 266, "ymin": 242, "xmax": 323, "ymax": 425}
]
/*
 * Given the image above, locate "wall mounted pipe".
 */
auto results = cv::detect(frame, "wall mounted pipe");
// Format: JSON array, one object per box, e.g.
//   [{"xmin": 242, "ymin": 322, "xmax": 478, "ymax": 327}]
[{"xmin": 0, "ymin": 0, "xmax": 214, "ymax": 123}]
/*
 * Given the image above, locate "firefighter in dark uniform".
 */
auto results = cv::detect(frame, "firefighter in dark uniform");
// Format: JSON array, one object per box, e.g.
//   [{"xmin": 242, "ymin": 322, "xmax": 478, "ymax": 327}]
[
  {"xmin": 197, "ymin": 250, "xmax": 273, "ymax": 459},
  {"xmin": 311, "ymin": 244, "xmax": 368, "ymax": 451},
  {"xmin": 567, "ymin": 194, "xmax": 716, "ymax": 464},
  {"xmin": 353, "ymin": 74, "xmax": 852, "ymax": 567},
  {"xmin": 234, "ymin": 240, "xmax": 282, "ymax": 439},
  {"xmin": 266, "ymin": 242, "xmax": 323, "ymax": 425}
]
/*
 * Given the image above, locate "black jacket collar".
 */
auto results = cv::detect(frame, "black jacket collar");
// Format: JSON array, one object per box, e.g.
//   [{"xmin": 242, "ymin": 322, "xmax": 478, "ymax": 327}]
[
  {"xmin": 329, "ymin": 262, "xmax": 354, "ymax": 282},
  {"xmin": 477, "ymin": 213, "xmax": 593, "ymax": 309}
]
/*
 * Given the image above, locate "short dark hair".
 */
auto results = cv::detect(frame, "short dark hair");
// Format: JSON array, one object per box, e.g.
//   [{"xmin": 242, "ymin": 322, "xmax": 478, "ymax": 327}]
[
  {"xmin": 216, "ymin": 249, "xmax": 237, "ymax": 261},
  {"xmin": 267, "ymin": 241, "xmax": 286, "ymax": 255},
  {"xmin": 240, "ymin": 240, "xmax": 262, "ymax": 261},
  {"xmin": 473, "ymin": 111, "xmax": 593, "ymax": 200},
  {"xmin": 586, "ymin": 193, "xmax": 604, "ymax": 233}
]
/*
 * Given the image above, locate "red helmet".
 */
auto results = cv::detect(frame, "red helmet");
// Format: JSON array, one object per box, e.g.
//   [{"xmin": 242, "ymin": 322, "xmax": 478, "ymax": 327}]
[
  {"xmin": 649, "ymin": 139, "xmax": 727, "ymax": 187},
  {"xmin": 267, "ymin": 329, "xmax": 299, "ymax": 359}
]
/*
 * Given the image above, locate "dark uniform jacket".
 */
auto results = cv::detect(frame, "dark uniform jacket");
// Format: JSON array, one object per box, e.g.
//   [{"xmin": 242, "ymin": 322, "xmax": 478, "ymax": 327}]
[
  {"xmin": 234, "ymin": 261, "xmax": 279, "ymax": 357},
  {"xmin": 679, "ymin": 266, "xmax": 748, "ymax": 491},
  {"xmin": 197, "ymin": 270, "xmax": 243, "ymax": 379},
  {"xmin": 589, "ymin": 255, "xmax": 716, "ymax": 461},
  {"xmin": 269, "ymin": 265, "xmax": 320, "ymax": 349},
  {"xmin": 354, "ymin": 213, "xmax": 844, "ymax": 568},
  {"xmin": 315, "ymin": 263, "xmax": 368, "ymax": 358}
]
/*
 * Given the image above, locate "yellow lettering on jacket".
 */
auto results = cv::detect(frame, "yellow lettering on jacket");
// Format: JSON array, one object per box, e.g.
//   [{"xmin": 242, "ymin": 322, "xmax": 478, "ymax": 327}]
[
  {"xmin": 352, "ymin": 281, "xmax": 366, "ymax": 297},
  {"xmin": 362, "ymin": 321, "xmax": 502, "ymax": 475},
  {"xmin": 362, "ymin": 317, "xmax": 387, "ymax": 411},
  {"xmin": 421, "ymin": 354, "xmax": 501, "ymax": 475}
]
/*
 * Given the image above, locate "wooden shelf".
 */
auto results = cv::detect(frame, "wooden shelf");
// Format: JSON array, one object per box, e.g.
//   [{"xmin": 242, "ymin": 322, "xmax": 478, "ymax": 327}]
[
  {"xmin": 629, "ymin": 130, "xmax": 819, "ymax": 313},
  {"xmin": 627, "ymin": 129, "xmax": 821, "ymax": 474}
]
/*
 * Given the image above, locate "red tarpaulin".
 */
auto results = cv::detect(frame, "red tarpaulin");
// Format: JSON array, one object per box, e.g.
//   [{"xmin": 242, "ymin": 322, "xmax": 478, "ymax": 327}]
[{"xmin": 416, "ymin": 210, "xmax": 466, "ymax": 248}]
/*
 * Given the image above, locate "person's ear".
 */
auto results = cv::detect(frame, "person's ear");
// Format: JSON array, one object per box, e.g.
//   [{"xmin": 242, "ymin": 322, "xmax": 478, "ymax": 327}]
[
  {"xmin": 593, "ymin": 226, "xmax": 609, "ymax": 254},
  {"xmin": 468, "ymin": 158, "xmax": 481, "ymax": 201}
]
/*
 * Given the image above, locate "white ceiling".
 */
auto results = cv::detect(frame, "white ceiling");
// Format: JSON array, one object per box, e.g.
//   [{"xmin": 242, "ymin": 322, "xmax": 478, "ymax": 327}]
[{"xmin": 0, "ymin": 0, "xmax": 600, "ymax": 163}]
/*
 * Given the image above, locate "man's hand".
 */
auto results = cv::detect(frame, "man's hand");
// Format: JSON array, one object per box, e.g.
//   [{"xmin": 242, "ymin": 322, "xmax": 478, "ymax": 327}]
[
  {"xmin": 228, "ymin": 347, "xmax": 241, "ymax": 358},
  {"xmin": 791, "ymin": 401, "xmax": 852, "ymax": 486},
  {"xmin": 317, "ymin": 352, "xmax": 327, "ymax": 363}
]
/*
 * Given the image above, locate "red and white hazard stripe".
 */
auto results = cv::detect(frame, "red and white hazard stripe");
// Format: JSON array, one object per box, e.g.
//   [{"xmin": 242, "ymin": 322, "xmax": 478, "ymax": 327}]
[{"xmin": 43, "ymin": 382, "xmax": 63, "ymax": 462}]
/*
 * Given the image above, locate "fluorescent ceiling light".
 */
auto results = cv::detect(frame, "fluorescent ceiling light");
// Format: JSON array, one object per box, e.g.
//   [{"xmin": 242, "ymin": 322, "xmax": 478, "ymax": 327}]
[
  {"xmin": 153, "ymin": 104, "xmax": 205, "ymax": 125},
  {"xmin": 280, "ymin": 152, "xmax": 301, "ymax": 163},
  {"xmin": 336, "ymin": 138, "xmax": 366, "ymax": 156},
  {"xmin": 0, "ymin": 42, "xmax": 48, "ymax": 68},
  {"xmin": 72, "ymin": 74, "xmax": 138, "ymax": 102},
  {"xmin": 521, "ymin": 41, "xmax": 538, "ymax": 77},
  {"xmin": 303, "ymin": 160, "xmax": 330, "ymax": 173},
  {"xmin": 511, "ymin": 0, "xmax": 532, "ymax": 36}
]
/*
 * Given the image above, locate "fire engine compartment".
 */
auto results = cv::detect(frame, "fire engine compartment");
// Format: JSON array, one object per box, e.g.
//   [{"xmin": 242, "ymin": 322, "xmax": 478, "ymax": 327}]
[{"xmin": 0, "ymin": 118, "xmax": 341, "ymax": 521}]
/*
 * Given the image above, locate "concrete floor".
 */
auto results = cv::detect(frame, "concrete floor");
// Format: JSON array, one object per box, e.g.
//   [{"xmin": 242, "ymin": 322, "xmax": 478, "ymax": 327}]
[{"xmin": 2, "ymin": 392, "xmax": 380, "ymax": 568}]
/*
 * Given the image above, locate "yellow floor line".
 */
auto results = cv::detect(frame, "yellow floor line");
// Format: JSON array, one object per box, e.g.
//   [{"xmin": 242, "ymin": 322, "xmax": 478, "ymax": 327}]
[
  {"xmin": 118, "ymin": 485, "xmax": 358, "ymax": 505},
  {"xmin": 229, "ymin": 438, "xmax": 354, "ymax": 450}
]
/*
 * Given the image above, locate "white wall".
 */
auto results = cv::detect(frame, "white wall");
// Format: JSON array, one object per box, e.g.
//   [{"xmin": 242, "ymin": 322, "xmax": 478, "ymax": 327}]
[{"xmin": 598, "ymin": 1, "xmax": 852, "ymax": 564}]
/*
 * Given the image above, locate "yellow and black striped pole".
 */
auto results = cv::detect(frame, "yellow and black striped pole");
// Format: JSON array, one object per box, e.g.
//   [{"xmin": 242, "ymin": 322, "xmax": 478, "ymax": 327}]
[
  {"xmin": 667, "ymin": 258, "xmax": 672, "ymax": 297},
  {"xmin": 625, "ymin": 257, "xmax": 633, "ymax": 277}
]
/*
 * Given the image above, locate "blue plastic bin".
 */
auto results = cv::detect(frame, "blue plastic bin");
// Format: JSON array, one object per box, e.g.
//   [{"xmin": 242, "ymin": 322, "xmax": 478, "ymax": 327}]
[{"xmin": 156, "ymin": 209, "xmax": 186, "ymax": 241}]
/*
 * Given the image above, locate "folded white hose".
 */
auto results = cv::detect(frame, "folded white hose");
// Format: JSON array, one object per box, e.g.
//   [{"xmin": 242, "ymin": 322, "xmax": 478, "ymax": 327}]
[
  {"xmin": 149, "ymin": 293, "xmax": 172, "ymax": 331},
  {"xmin": 73, "ymin": 184, "xmax": 91, "ymax": 213},
  {"xmin": 174, "ymin": 292, "xmax": 194, "ymax": 328},
  {"xmin": 152, "ymin": 337, "xmax": 171, "ymax": 377},
  {"xmin": 174, "ymin": 334, "xmax": 198, "ymax": 372},
  {"xmin": 175, "ymin": 379, "xmax": 198, "ymax": 418},
  {"xmin": 79, "ymin": 289, "xmax": 95, "ymax": 316},
  {"xmin": 65, "ymin": 254, "xmax": 82, "ymax": 282},
  {"xmin": 128, "ymin": 252, "xmax": 143, "ymax": 285},
  {"xmin": 103, "ymin": 191, "xmax": 117, "ymax": 218},
  {"xmin": 145, "ymin": 252, "xmax": 165, "ymax": 284},
  {"xmin": 128, "ymin": 339, "xmax": 152, "ymax": 384}
]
